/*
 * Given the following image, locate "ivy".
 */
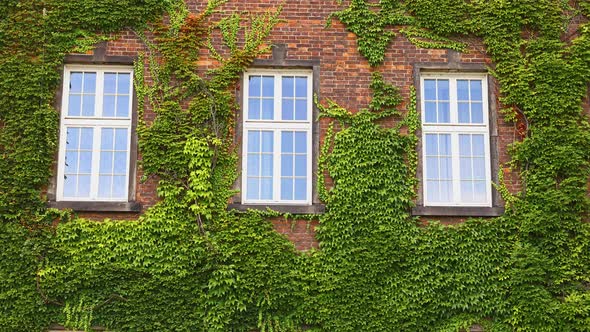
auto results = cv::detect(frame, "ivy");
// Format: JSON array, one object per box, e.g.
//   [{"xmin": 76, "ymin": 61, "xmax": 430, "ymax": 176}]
[
  {"xmin": 314, "ymin": 0, "xmax": 590, "ymax": 330},
  {"xmin": 1, "ymin": 0, "xmax": 590, "ymax": 331}
]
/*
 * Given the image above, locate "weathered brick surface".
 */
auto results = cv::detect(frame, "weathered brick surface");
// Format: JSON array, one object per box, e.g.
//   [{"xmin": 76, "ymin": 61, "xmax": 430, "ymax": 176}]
[
  {"xmin": 74, "ymin": 0, "xmax": 520, "ymax": 248},
  {"xmin": 272, "ymin": 218, "xmax": 320, "ymax": 251}
]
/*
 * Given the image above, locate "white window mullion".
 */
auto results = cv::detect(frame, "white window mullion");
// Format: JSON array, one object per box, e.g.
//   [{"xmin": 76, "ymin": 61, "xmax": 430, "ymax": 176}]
[
  {"xmin": 56, "ymin": 125, "xmax": 68, "ymax": 201},
  {"xmin": 90, "ymin": 126, "xmax": 102, "ymax": 200},
  {"xmin": 243, "ymin": 75, "xmax": 250, "ymax": 121},
  {"xmin": 449, "ymin": 78, "xmax": 457, "ymax": 124},
  {"xmin": 74, "ymin": 128, "xmax": 83, "ymax": 197},
  {"xmin": 451, "ymin": 132, "xmax": 462, "ymax": 205},
  {"xmin": 307, "ymin": 76, "xmax": 313, "ymax": 122},
  {"xmin": 125, "ymin": 126, "xmax": 132, "ymax": 199},
  {"xmin": 273, "ymin": 130, "xmax": 281, "ymax": 202},
  {"xmin": 484, "ymin": 133, "xmax": 493, "ymax": 207},
  {"xmin": 63, "ymin": 69, "xmax": 72, "ymax": 119},
  {"xmin": 95, "ymin": 72, "xmax": 105, "ymax": 117},
  {"xmin": 241, "ymin": 129, "xmax": 249, "ymax": 202},
  {"xmin": 422, "ymin": 131, "xmax": 429, "ymax": 205},
  {"xmin": 274, "ymin": 74, "xmax": 281, "ymax": 121}
]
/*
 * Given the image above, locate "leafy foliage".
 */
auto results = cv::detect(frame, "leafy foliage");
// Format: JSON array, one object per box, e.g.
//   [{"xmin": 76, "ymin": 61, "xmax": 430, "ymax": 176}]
[{"xmin": 1, "ymin": 0, "xmax": 590, "ymax": 331}]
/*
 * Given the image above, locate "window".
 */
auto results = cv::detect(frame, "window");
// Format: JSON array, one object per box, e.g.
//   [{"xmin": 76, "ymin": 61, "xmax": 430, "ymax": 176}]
[
  {"xmin": 242, "ymin": 70, "xmax": 313, "ymax": 205},
  {"xmin": 421, "ymin": 73, "xmax": 492, "ymax": 207},
  {"xmin": 56, "ymin": 66, "xmax": 133, "ymax": 202}
]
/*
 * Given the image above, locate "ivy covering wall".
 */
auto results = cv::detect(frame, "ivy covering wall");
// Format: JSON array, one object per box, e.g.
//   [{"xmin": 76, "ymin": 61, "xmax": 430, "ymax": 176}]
[{"xmin": 1, "ymin": 0, "xmax": 590, "ymax": 331}]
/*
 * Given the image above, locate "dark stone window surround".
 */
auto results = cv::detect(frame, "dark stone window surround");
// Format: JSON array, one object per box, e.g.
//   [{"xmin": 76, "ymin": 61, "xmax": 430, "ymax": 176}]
[
  {"xmin": 47, "ymin": 42, "xmax": 141, "ymax": 212},
  {"xmin": 412, "ymin": 50, "xmax": 504, "ymax": 217},
  {"xmin": 228, "ymin": 44, "xmax": 325, "ymax": 215}
]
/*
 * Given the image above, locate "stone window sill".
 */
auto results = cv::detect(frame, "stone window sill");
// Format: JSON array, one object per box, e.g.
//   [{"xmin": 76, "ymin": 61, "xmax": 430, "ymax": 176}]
[
  {"xmin": 47, "ymin": 201, "xmax": 141, "ymax": 212},
  {"xmin": 228, "ymin": 204, "xmax": 325, "ymax": 215},
  {"xmin": 412, "ymin": 206, "xmax": 504, "ymax": 217}
]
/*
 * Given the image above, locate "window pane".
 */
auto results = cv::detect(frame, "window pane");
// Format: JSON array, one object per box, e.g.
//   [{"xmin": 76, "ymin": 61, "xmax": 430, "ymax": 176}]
[
  {"xmin": 457, "ymin": 80, "xmax": 469, "ymax": 101},
  {"xmin": 425, "ymin": 134, "xmax": 437, "ymax": 155},
  {"xmin": 77, "ymin": 175, "xmax": 91, "ymax": 197},
  {"xmin": 473, "ymin": 182, "xmax": 487, "ymax": 202},
  {"xmin": 98, "ymin": 175, "xmax": 112, "ymax": 197},
  {"xmin": 282, "ymin": 132, "xmax": 293, "ymax": 153},
  {"xmin": 68, "ymin": 95, "xmax": 81, "ymax": 116},
  {"xmin": 80, "ymin": 128, "xmax": 93, "ymax": 150},
  {"xmin": 282, "ymin": 99, "xmax": 294, "ymax": 120},
  {"xmin": 103, "ymin": 95, "xmax": 116, "ymax": 117},
  {"xmin": 247, "ymin": 178, "xmax": 259, "ymax": 200},
  {"xmin": 281, "ymin": 178, "xmax": 293, "ymax": 200},
  {"xmin": 294, "ymin": 178, "xmax": 306, "ymax": 200},
  {"xmin": 282, "ymin": 76, "xmax": 294, "ymax": 97},
  {"xmin": 112, "ymin": 176, "xmax": 127, "ymax": 198},
  {"xmin": 115, "ymin": 129, "xmax": 128, "ymax": 150},
  {"xmin": 472, "ymin": 135, "xmax": 485, "ymax": 156},
  {"xmin": 101, "ymin": 128, "xmax": 114, "ymax": 150},
  {"xmin": 70, "ymin": 72, "xmax": 83, "ymax": 93},
  {"xmin": 261, "ymin": 154, "xmax": 273, "ymax": 176},
  {"xmin": 439, "ymin": 134, "xmax": 451, "ymax": 155},
  {"xmin": 440, "ymin": 181, "xmax": 453, "ymax": 202},
  {"xmin": 471, "ymin": 102, "xmax": 483, "ymax": 124},
  {"xmin": 117, "ymin": 96, "xmax": 130, "ymax": 118},
  {"xmin": 438, "ymin": 101, "xmax": 450, "ymax": 123},
  {"xmin": 247, "ymin": 154, "xmax": 260, "ymax": 176},
  {"xmin": 473, "ymin": 158, "xmax": 485, "ymax": 180},
  {"xmin": 66, "ymin": 127, "xmax": 80, "ymax": 149},
  {"xmin": 459, "ymin": 135, "xmax": 471, "ymax": 156},
  {"xmin": 63, "ymin": 175, "xmax": 77, "ymax": 197},
  {"xmin": 262, "ymin": 76, "xmax": 274, "ymax": 97},
  {"xmin": 118, "ymin": 73, "xmax": 130, "ymax": 94},
  {"xmin": 295, "ymin": 99, "xmax": 307, "ymax": 121},
  {"xmin": 249, "ymin": 76, "xmax": 261, "ymax": 97},
  {"xmin": 426, "ymin": 180, "xmax": 439, "ymax": 202},
  {"xmin": 261, "ymin": 131, "xmax": 273, "ymax": 152},
  {"xmin": 470, "ymin": 80, "xmax": 482, "ymax": 101},
  {"xmin": 65, "ymin": 151, "xmax": 78, "ymax": 174},
  {"xmin": 248, "ymin": 99, "xmax": 260, "ymax": 120},
  {"xmin": 437, "ymin": 79, "xmax": 449, "ymax": 100},
  {"xmin": 425, "ymin": 102, "xmax": 437, "ymax": 123},
  {"xmin": 260, "ymin": 178, "xmax": 273, "ymax": 200},
  {"xmin": 113, "ymin": 152, "xmax": 127, "ymax": 174},
  {"xmin": 440, "ymin": 157, "xmax": 452, "ymax": 179},
  {"xmin": 295, "ymin": 77, "xmax": 307, "ymax": 98},
  {"xmin": 461, "ymin": 181, "xmax": 473, "ymax": 202},
  {"xmin": 78, "ymin": 152, "xmax": 92, "ymax": 173},
  {"xmin": 460, "ymin": 157, "xmax": 472, "ymax": 180},
  {"xmin": 424, "ymin": 80, "xmax": 436, "ymax": 100},
  {"xmin": 82, "ymin": 95, "xmax": 95, "ymax": 116},
  {"xmin": 281, "ymin": 155, "xmax": 293, "ymax": 176},
  {"xmin": 100, "ymin": 151, "xmax": 113, "ymax": 174},
  {"xmin": 426, "ymin": 157, "xmax": 438, "ymax": 179},
  {"xmin": 104, "ymin": 73, "xmax": 117, "ymax": 94},
  {"xmin": 261, "ymin": 99, "xmax": 274, "ymax": 120},
  {"xmin": 458, "ymin": 102, "xmax": 470, "ymax": 123},
  {"xmin": 83, "ymin": 73, "xmax": 96, "ymax": 93},
  {"xmin": 294, "ymin": 132, "xmax": 306, "ymax": 153},
  {"xmin": 248, "ymin": 131, "xmax": 260, "ymax": 153},
  {"xmin": 295, "ymin": 155, "xmax": 306, "ymax": 177}
]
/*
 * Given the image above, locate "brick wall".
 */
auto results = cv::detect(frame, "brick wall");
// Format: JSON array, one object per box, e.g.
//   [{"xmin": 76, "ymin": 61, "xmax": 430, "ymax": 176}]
[{"xmin": 73, "ymin": 0, "xmax": 520, "ymax": 250}]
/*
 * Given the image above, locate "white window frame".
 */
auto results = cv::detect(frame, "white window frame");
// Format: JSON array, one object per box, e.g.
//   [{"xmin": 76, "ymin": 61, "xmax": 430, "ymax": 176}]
[
  {"xmin": 241, "ymin": 69, "xmax": 313, "ymax": 205},
  {"xmin": 56, "ymin": 65, "xmax": 133, "ymax": 202},
  {"xmin": 421, "ymin": 73, "xmax": 492, "ymax": 207}
]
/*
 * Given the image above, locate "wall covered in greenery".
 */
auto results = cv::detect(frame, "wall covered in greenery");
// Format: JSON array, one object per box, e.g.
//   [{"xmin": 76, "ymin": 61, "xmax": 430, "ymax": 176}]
[{"xmin": 1, "ymin": 0, "xmax": 590, "ymax": 331}]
